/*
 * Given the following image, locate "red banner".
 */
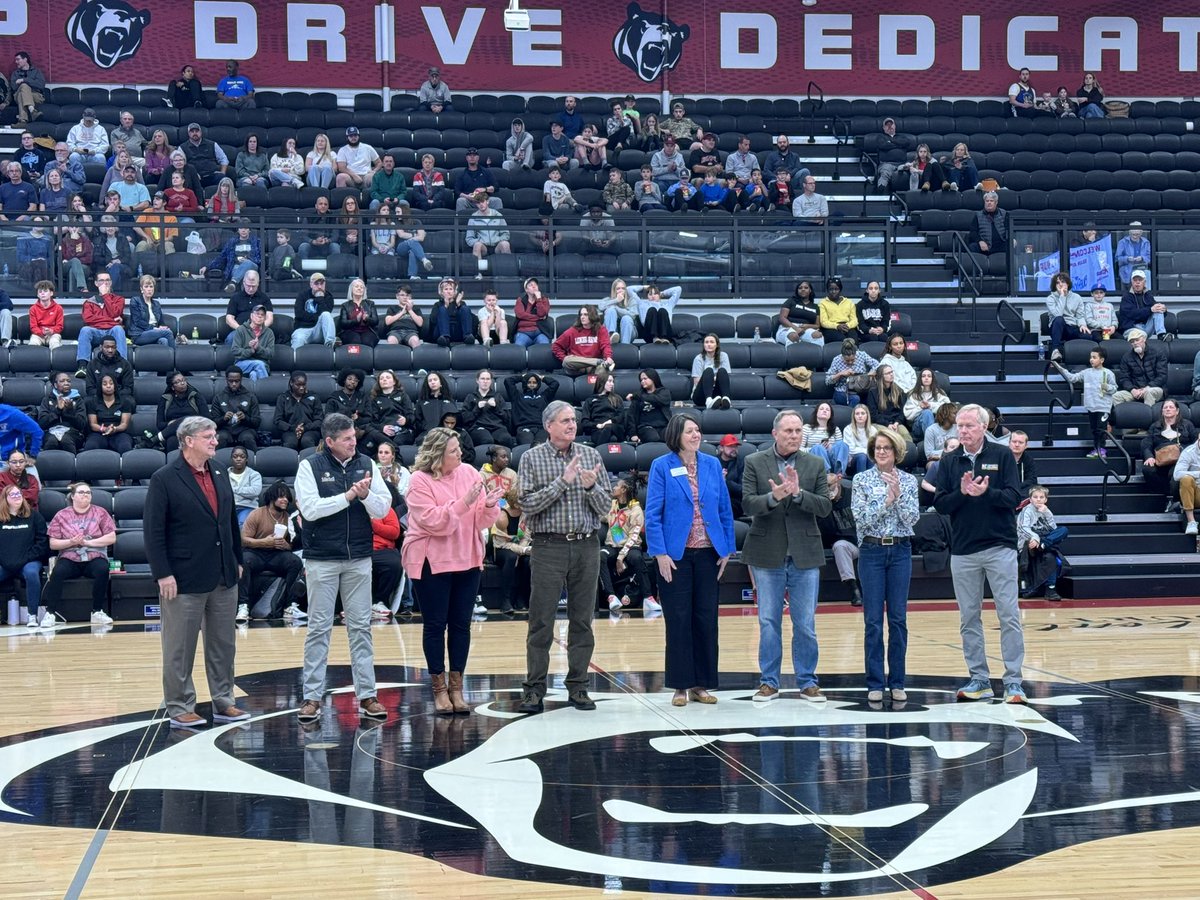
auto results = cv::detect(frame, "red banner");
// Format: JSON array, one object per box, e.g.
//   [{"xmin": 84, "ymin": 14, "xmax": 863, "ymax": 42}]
[{"xmin": 4, "ymin": 1, "xmax": 1200, "ymax": 95}]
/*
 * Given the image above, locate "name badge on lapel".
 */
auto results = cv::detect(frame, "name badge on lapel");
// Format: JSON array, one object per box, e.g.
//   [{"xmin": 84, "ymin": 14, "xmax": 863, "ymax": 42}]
[
  {"xmin": 981, "ymin": 463, "xmax": 999, "ymax": 472},
  {"xmin": 670, "ymin": 466, "xmax": 687, "ymax": 477}
]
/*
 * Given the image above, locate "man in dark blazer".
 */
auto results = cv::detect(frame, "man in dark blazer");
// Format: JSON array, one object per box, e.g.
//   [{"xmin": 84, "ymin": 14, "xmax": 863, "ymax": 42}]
[
  {"xmin": 742, "ymin": 409, "xmax": 832, "ymax": 703},
  {"xmin": 145, "ymin": 415, "xmax": 247, "ymax": 729}
]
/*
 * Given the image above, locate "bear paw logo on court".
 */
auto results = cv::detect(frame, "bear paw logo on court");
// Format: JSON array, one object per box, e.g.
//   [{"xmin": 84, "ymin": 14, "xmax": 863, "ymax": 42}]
[
  {"xmin": 65, "ymin": 0, "xmax": 151, "ymax": 70},
  {"xmin": 612, "ymin": 2, "xmax": 690, "ymax": 83}
]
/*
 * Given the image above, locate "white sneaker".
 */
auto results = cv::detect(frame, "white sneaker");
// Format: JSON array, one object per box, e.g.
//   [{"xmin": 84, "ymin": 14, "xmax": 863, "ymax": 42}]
[
  {"xmin": 705, "ymin": 396, "xmax": 717, "ymax": 409},
  {"xmin": 235, "ymin": 603, "xmax": 250, "ymax": 623},
  {"xmin": 38, "ymin": 610, "xmax": 57, "ymax": 629},
  {"xmin": 473, "ymin": 602, "xmax": 488, "ymax": 615},
  {"xmin": 371, "ymin": 602, "xmax": 392, "ymax": 619},
  {"xmin": 283, "ymin": 602, "xmax": 308, "ymax": 621},
  {"xmin": 25, "ymin": 615, "xmax": 38, "ymax": 629},
  {"xmin": 90, "ymin": 610, "xmax": 113, "ymax": 625},
  {"xmin": 1186, "ymin": 521, "xmax": 1198, "ymax": 535},
  {"xmin": 643, "ymin": 596, "xmax": 662, "ymax": 613}
]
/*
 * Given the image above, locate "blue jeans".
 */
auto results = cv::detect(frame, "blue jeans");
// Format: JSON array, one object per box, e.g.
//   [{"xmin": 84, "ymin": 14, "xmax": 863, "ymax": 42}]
[
  {"xmin": 750, "ymin": 559, "xmax": 821, "ymax": 690},
  {"xmin": 307, "ymin": 164, "xmax": 334, "ymax": 189},
  {"xmin": 77, "ymin": 325, "xmax": 128, "ymax": 361},
  {"xmin": 832, "ymin": 390, "xmax": 859, "ymax": 407},
  {"xmin": 396, "ymin": 239, "xmax": 429, "ymax": 277},
  {"xmin": 268, "ymin": 169, "xmax": 303, "ymax": 187},
  {"xmin": 230, "ymin": 260, "xmax": 258, "ymax": 284},
  {"xmin": 604, "ymin": 306, "xmax": 637, "ymax": 344},
  {"xmin": 1036, "ymin": 526, "xmax": 1069, "ymax": 587},
  {"xmin": 134, "ymin": 327, "xmax": 176, "ymax": 348},
  {"xmin": 291, "ymin": 311, "xmax": 336, "ymax": 348},
  {"xmin": 857, "ymin": 540, "xmax": 912, "ymax": 691},
  {"xmin": 434, "ymin": 303, "xmax": 474, "ymax": 343},
  {"xmin": 514, "ymin": 331, "xmax": 550, "ymax": 347},
  {"xmin": 848, "ymin": 452, "xmax": 870, "ymax": 476},
  {"xmin": 1079, "ymin": 103, "xmax": 1105, "ymax": 118},
  {"xmin": 807, "ymin": 441, "xmax": 849, "ymax": 474},
  {"xmin": 236, "ymin": 359, "xmax": 269, "ymax": 380},
  {"xmin": 910, "ymin": 408, "xmax": 934, "ymax": 441},
  {"xmin": 236, "ymin": 507, "xmax": 252, "ymax": 527},
  {"xmin": 0, "ymin": 560, "xmax": 42, "ymax": 614}
]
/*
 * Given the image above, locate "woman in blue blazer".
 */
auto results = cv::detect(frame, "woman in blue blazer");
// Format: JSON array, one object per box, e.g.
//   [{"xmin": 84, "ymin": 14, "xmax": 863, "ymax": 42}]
[{"xmin": 645, "ymin": 411, "xmax": 736, "ymax": 707}]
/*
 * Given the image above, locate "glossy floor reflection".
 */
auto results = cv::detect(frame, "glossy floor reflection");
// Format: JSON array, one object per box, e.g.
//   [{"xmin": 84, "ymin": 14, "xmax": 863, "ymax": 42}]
[{"xmin": 2, "ymin": 659, "xmax": 1199, "ymax": 897}]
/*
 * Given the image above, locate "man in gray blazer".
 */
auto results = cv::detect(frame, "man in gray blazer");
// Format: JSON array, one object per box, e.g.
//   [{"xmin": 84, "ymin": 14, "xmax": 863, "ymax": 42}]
[{"xmin": 742, "ymin": 409, "xmax": 832, "ymax": 703}]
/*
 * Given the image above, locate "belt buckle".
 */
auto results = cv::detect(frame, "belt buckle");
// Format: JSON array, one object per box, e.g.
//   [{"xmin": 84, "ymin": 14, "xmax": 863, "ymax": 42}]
[{"xmin": 881, "ymin": 536, "xmax": 894, "ymax": 546}]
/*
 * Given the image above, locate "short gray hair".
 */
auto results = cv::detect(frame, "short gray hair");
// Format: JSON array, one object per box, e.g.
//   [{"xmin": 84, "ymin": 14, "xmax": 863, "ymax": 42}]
[
  {"xmin": 983, "ymin": 190, "xmax": 999, "ymax": 202},
  {"xmin": 322, "ymin": 412, "xmax": 355, "ymax": 440},
  {"xmin": 956, "ymin": 403, "xmax": 989, "ymax": 427},
  {"xmin": 177, "ymin": 416, "xmax": 216, "ymax": 443},
  {"xmin": 773, "ymin": 408, "xmax": 803, "ymax": 430},
  {"xmin": 542, "ymin": 399, "xmax": 575, "ymax": 429}
]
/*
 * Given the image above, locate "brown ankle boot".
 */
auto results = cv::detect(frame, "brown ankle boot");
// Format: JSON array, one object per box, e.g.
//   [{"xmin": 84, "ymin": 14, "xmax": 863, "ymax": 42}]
[
  {"xmin": 447, "ymin": 671, "xmax": 470, "ymax": 714},
  {"xmin": 431, "ymin": 672, "xmax": 453, "ymax": 714}
]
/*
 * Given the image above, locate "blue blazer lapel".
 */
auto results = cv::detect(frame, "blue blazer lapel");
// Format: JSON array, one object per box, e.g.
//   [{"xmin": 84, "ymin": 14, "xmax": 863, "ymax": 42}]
[{"xmin": 668, "ymin": 453, "xmax": 692, "ymax": 507}]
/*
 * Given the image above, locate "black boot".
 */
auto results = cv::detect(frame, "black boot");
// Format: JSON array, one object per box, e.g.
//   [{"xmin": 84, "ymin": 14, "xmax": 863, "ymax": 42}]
[{"xmin": 848, "ymin": 581, "xmax": 863, "ymax": 607}]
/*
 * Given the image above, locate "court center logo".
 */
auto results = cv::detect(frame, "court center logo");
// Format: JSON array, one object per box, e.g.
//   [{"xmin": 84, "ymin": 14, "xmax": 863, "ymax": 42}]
[
  {"xmin": 65, "ymin": 0, "xmax": 152, "ymax": 70},
  {"xmin": 2, "ymin": 669, "xmax": 1199, "ymax": 896},
  {"xmin": 612, "ymin": 3, "xmax": 690, "ymax": 83}
]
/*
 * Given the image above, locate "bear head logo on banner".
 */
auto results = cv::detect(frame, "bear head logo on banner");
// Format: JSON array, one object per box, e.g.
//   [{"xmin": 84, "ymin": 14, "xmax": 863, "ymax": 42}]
[
  {"xmin": 612, "ymin": 3, "xmax": 690, "ymax": 83},
  {"xmin": 65, "ymin": 0, "xmax": 152, "ymax": 70}
]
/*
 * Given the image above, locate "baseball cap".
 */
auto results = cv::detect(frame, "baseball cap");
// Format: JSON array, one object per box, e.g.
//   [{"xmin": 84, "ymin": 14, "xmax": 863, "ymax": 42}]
[
  {"xmin": 153, "ymin": 191, "xmax": 164, "ymax": 199},
  {"xmin": 1129, "ymin": 220, "xmax": 1143, "ymax": 229},
  {"xmin": 1091, "ymin": 284, "xmax": 1106, "ymax": 293},
  {"xmin": 251, "ymin": 304, "xmax": 267, "ymax": 312},
  {"xmin": 428, "ymin": 66, "xmax": 440, "ymax": 75},
  {"xmin": 719, "ymin": 434, "xmax": 741, "ymax": 448},
  {"xmin": 883, "ymin": 117, "xmax": 896, "ymax": 126},
  {"xmin": 310, "ymin": 272, "xmax": 326, "ymax": 282},
  {"xmin": 466, "ymin": 147, "xmax": 478, "ymax": 154},
  {"xmin": 187, "ymin": 122, "xmax": 201, "ymax": 131},
  {"xmin": 1131, "ymin": 269, "xmax": 1147, "ymax": 279},
  {"xmin": 1127, "ymin": 327, "xmax": 1148, "ymax": 340},
  {"xmin": 346, "ymin": 126, "xmax": 360, "ymax": 136},
  {"xmin": 82, "ymin": 108, "xmax": 96, "ymax": 120},
  {"xmin": 588, "ymin": 202, "xmax": 604, "ymax": 211}
]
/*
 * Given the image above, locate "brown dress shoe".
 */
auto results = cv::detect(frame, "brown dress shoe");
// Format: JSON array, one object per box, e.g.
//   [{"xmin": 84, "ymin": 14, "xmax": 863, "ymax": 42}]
[
  {"xmin": 170, "ymin": 711, "xmax": 207, "ymax": 729},
  {"xmin": 359, "ymin": 697, "xmax": 388, "ymax": 720},
  {"xmin": 447, "ymin": 671, "xmax": 470, "ymax": 714},
  {"xmin": 688, "ymin": 689, "xmax": 718, "ymax": 704},
  {"xmin": 431, "ymin": 672, "xmax": 453, "ymax": 715},
  {"xmin": 297, "ymin": 699, "xmax": 321, "ymax": 723}
]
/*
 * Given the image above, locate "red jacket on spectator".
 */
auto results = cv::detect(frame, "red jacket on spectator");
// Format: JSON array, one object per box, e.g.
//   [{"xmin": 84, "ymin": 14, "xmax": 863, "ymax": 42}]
[
  {"xmin": 552, "ymin": 324, "xmax": 612, "ymax": 362},
  {"xmin": 371, "ymin": 507, "xmax": 401, "ymax": 551},
  {"xmin": 83, "ymin": 293, "xmax": 125, "ymax": 330},
  {"xmin": 29, "ymin": 298, "xmax": 64, "ymax": 335},
  {"xmin": 514, "ymin": 294, "xmax": 550, "ymax": 336}
]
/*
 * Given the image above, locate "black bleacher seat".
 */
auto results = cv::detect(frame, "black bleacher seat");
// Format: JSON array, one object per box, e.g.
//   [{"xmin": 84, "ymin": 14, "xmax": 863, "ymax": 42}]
[
  {"xmin": 254, "ymin": 447, "xmax": 300, "ymax": 480},
  {"xmin": 36, "ymin": 450, "xmax": 76, "ymax": 487},
  {"xmin": 114, "ymin": 487, "xmax": 149, "ymax": 528},
  {"xmin": 40, "ymin": 489, "xmax": 68, "ymax": 521},
  {"xmin": 2, "ymin": 377, "xmax": 45, "ymax": 407},
  {"xmin": 75, "ymin": 450, "xmax": 122, "ymax": 486}
]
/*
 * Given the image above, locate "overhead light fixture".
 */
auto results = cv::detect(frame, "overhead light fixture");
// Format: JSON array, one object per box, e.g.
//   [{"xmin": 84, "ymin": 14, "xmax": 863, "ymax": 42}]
[{"xmin": 504, "ymin": 0, "xmax": 531, "ymax": 31}]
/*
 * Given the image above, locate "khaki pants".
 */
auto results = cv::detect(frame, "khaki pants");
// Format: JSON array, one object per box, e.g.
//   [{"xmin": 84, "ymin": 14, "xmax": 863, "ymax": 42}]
[
  {"xmin": 13, "ymin": 84, "xmax": 43, "ymax": 119},
  {"xmin": 561, "ymin": 355, "xmax": 607, "ymax": 374},
  {"xmin": 1180, "ymin": 475, "xmax": 1197, "ymax": 511},
  {"xmin": 1112, "ymin": 387, "xmax": 1163, "ymax": 406},
  {"xmin": 28, "ymin": 332, "xmax": 62, "ymax": 349}
]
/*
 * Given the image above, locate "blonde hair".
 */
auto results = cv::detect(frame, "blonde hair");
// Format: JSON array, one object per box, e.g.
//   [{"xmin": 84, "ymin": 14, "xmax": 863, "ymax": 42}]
[
  {"xmin": 310, "ymin": 132, "xmax": 335, "ymax": 165},
  {"xmin": 413, "ymin": 427, "xmax": 460, "ymax": 476},
  {"xmin": 140, "ymin": 274, "xmax": 156, "ymax": 292}
]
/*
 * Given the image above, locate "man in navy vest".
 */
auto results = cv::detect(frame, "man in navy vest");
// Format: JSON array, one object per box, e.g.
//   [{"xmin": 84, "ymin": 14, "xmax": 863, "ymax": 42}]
[{"xmin": 295, "ymin": 413, "xmax": 392, "ymax": 723}]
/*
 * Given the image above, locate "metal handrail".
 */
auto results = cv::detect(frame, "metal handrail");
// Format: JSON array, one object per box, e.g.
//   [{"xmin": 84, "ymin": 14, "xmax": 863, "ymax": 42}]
[
  {"xmin": 804, "ymin": 81, "xmax": 824, "ymax": 145},
  {"xmin": 1095, "ymin": 426, "xmax": 1134, "ymax": 522},
  {"xmin": 1040, "ymin": 358, "xmax": 1077, "ymax": 446},
  {"xmin": 830, "ymin": 116, "xmax": 850, "ymax": 182},
  {"xmin": 949, "ymin": 231, "xmax": 984, "ymax": 329},
  {"xmin": 995, "ymin": 299, "xmax": 1026, "ymax": 381}
]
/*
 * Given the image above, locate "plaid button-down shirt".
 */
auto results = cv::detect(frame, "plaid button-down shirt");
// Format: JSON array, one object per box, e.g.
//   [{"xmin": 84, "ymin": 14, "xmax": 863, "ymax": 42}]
[{"xmin": 517, "ymin": 440, "xmax": 612, "ymax": 535}]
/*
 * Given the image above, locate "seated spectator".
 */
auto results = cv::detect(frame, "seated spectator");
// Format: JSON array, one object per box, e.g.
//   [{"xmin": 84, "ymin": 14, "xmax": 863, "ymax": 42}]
[
  {"xmin": 38, "ymin": 372, "xmax": 86, "ymax": 453},
  {"xmin": 60, "ymin": 226, "xmax": 93, "ymax": 294},
  {"xmin": 941, "ymin": 142, "xmax": 980, "ymax": 192},
  {"xmin": 161, "ymin": 169, "xmax": 200, "ymax": 218},
  {"xmin": 179, "ymin": 123, "xmax": 229, "ymax": 187},
  {"xmin": 530, "ymin": 216, "xmax": 561, "ymax": 255},
  {"xmin": 845, "ymin": 403, "xmax": 878, "ymax": 476},
  {"xmin": 0, "ymin": 161, "xmax": 37, "ymax": 219},
  {"xmin": 10, "ymin": 52, "xmax": 46, "ymax": 125},
  {"xmin": 339, "ymin": 277, "xmax": 380, "ymax": 347},
  {"xmin": 326, "ymin": 368, "xmax": 370, "ymax": 439},
  {"xmin": 133, "ymin": 192, "xmax": 177, "ymax": 256},
  {"xmin": 129, "ymin": 274, "xmax": 175, "ymax": 348},
  {"xmin": 16, "ymin": 216, "xmax": 51, "ymax": 282},
  {"xmin": 627, "ymin": 368, "xmax": 671, "ymax": 443},
  {"xmin": 475, "ymin": 290, "xmax": 508, "ymax": 345},
  {"xmin": 0, "ymin": 477, "xmax": 46, "ymax": 624},
  {"xmin": 211, "ymin": 368, "xmax": 261, "ymax": 448},
  {"xmin": 1141, "ymin": 399, "xmax": 1195, "ymax": 510},
  {"xmin": 1045, "ymin": 271, "xmax": 1100, "ymax": 360},
  {"xmin": 66, "ymin": 109, "xmax": 108, "ymax": 165},
  {"xmin": 489, "ymin": 508, "xmax": 532, "ymax": 614},
  {"xmin": 206, "ymin": 177, "xmax": 241, "ymax": 223},
  {"xmin": 157, "ymin": 372, "xmax": 208, "ymax": 451},
  {"xmin": 239, "ymin": 480, "xmax": 303, "ymax": 618},
  {"xmin": 922, "ymin": 402, "xmax": 959, "ymax": 474},
  {"xmin": 828, "ymin": 337, "xmax": 879, "ymax": 407},
  {"xmin": 725, "ymin": 135, "xmax": 759, "ymax": 186},
  {"xmin": 661, "ymin": 100, "xmax": 702, "ymax": 147},
  {"xmin": 767, "ymin": 168, "xmax": 793, "ymax": 210},
  {"xmin": 202, "ymin": 221, "xmax": 261, "ymax": 293},
  {"xmin": 267, "ymin": 136, "xmax": 306, "ymax": 189},
  {"xmin": 156, "ymin": 149, "xmax": 205, "ymax": 199},
  {"xmin": 503, "ymin": 372, "xmax": 559, "ymax": 445},
  {"xmin": 1075, "ymin": 73, "xmax": 1106, "ymax": 119},
  {"xmin": 791, "ymin": 175, "xmax": 828, "ymax": 224},
  {"xmin": 1113, "ymin": 328, "xmax": 1166, "ymax": 407},
  {"xmin": 268, "ymin": 228, "xmax": 300, "ymax": 281},
  {"xmin": 762, "ymin": 134, "xmax": 810, "ymax": 184},
  {"xmin": 75, "ymin": 274, "xmax": 126, "ymax": 376},
  {"xmin": 234, "ymin": 134, "xmax": 269, "ymax": 188},
  {"xmin": 605, "ymin": 101, "xmax": 636, "ymax": 152},
  {"xmin": 664, "ymin": 168, "xmax": 698, "ymax": 211},
  {"xmin": 0, "ymin": 448, "xmax": 38, "ymax": 509},
  {"xmin": 1172, "ymin": 431, "xmax": 1200, "ymax": 535},
  {"xmin": 291, "ymin": 271, "xmax": 336, "ymax": 348},
  {"xmin": 370, "ymin": 502, "xmax": 403, "ymax": 617},
  {"xmin": 817, "ymin": 474, "xmax": 860, "ymax": 604},
  {"xmin": 454, "ymin": 148, "xmax": 501, "ymax": 211},
  {"xmin": 437, "ymin": 409, "xmax": 475, "ymax": 464},
  {"xmin": 818, "ymin": 277, "xmax": 856, "ymax": 343},
  {"xmin": 222, "ymin": 270, "xmax": 273, "ymax": 342},
  {"xmin": 39, "ymin": 482, "xmax": 115, "ymax": 627},
  {"xmin": 687, "ymin": 133, "xmax": 723, "ymax": 183},
  {"xmin": 553, "ymin": 95, "xmax": 584, "ymax": 139},
  {"xmin": 513, "ymin": 277, "xmax": 551, "ymax": 347},
  {"xmin": 390, "ymin": 200, "xmax": 433, "ymax": 277},
  {"xmin": 969, "ymin": 191, "xmax": 1008, "ymax": 256},
  {"xmin": 216, "ymin": 60, "xmax": 255, "ymax": 109},
  {"xmin": 777, "ymin": 280, "xmax": 823, "ymax": 346},
  {"xmin": 1118, "ymin": 269, "xmax": 1168, "ymax": 338},
  {"xmin": 1116, "ymin": 222, "xmax": 1151, "ymax": 290},
  {"xmin": 871, "ymin": 118, "xmax": 915, "ymax": 191},
  {"xmin": 542, "ymin": 121, "xmax": 577, "ymax": 171},
  {"xmin": 168, "ymin": 64, "xmax": 205, "ymax": 109},
  {"xmin": 465, "ymin": 194, "xmax": 511, "ymax": 269},
  {"xmin": 364, "ymin": 369, "xmax": 415, "ymax": 451},
  {"xmin": 866, "ymin": 365, "xmax": 912, "ymax": 443},
  {"xmin": 880, "ymin": 333, "xmax": 917, "ymax": 393},
  {"xmin": 690, "ymin": 333, "xmax": 731, "ymax": 409},
  {"xmin": 580, "ymin": 372, "xmax": 627, "ymax": 445},
  {"xmin": 1017, "ymin": 485, "xmax": 1068, "ymax": 600},
  {"xmin": 13, "ymin": 131, "xmax": 51, "ymax": 180},
  {"xmin": 600, "ymin": 278, "xmax": 637, "ymax": 344},
  {"xmin": 503, "ymin": 118, "xmax": 534, "ymax": 171},
  {"xmin": 367, "ymin": 154, "xmax": 407, "ymax": 211},
  {"xmin": 226, "ymin": 446, "xmax": 262, "ymax": 529},
  {"xmin": 462, "ymin": 369, "xmax": 511, "ymax": 447},
  {"xmin": 84, "ymin": 374, "xmax": 134, "ymax": 452},
  {"xmin": 650, "ymin": 134, "xmax": 687, "ymax": 192},
  {"xmin": 297, "ymin": 195, "xmax": 341, "ymax": 260},
  {"xmin": 231, "ymin": 305, "xmax": 273, "ymax": 381},
  {"xmin": 143, "ymin": 130, "xmax": 173, "ymax": 180},
  {"xmin": 382, "ymin": 285, "xmax": 424, "ymax": 348},
  {"xmin": 856, "ymin": 281, "xmax": 891, "ymax": 343},
  {"xmin": 42, "ymin": 143, "xmax": 85, "ymax": 194},
  {"xmin": 580, "ymin": 204, "xmax": 616, "ymax": 249},
  {"xmin": 38, "ymin": 167, "xmax": 70, "ymax": 216},
  {"xmin": 553, "ymin": 304, "xmax": 613, "ymax": 375},
  {"xmin": 541, "ymin": 165, "xmax": 582, "ymax": 215},
  {"xmin": 629, "ymin": 281, "xmax": 680, "ymax": 344},
  {"xmin": 109, "ymin": 111, "xmax": 146, "ymax": 163},
  {"xmin": 336, "ymin": 126, "xmax": 380, "ymax": 189},
  {"xmin": 695, "ymin": 170, "xmax": 736, "ymax": 211},
  {"xmin": 571, "ymin": 120, "xmax": 609, "ymax": 169},
  {"xmin": 741, "ymin": 170, "xmax": 770, "ymax": 211},
  {"xmin": 83, "ymin": 335, "xmax": 133, "ymax": 400},
  {"xmin": 92, "ymin": 216, "xmax": 136, "ymax": 292},
  {"xmin": 1082, "ymin": 285, "xmax": 1117, "ymax": 340},
  {"xmin": 272, "ymin": 371, "xmax": 322, "ymax": 450},
  {"xmin": 414, "ymin": 371, "xmax": 457, "ymax": 440},
  {"xmin": 304, "ymin": 132, "xmax": 336, "ymax": 189},
  {"xmin": 418, "ymin": 66, "xmax": 452, "ymax": 111},
  {"xmin": 802, "ymin": 401, "xmax": 849, "ymax": 474},
  {"xmin": 431, "ymin": 276, "xmax": 475, "ymax": 346},
  {"xmin": 600, "ymin": 479, "xmax": 654, "ymax": 613},
  {"xmin": 603, "ymin": 167, "xmax": 634, "ymax": 212},
  {"xmin": 904, "ymin": 367, "xmax": 951, "ymax": 440},
  {"xmin": 900, "ymin": 144, "xmax": 944, "ymax": 192},
  {"xmin": 1048, "ymin": 87, "xmax": 1078, "ymax": 119},
  {"xmin": 1008, "ymin": 67, "xmax": 1040, "ymax": 117}
]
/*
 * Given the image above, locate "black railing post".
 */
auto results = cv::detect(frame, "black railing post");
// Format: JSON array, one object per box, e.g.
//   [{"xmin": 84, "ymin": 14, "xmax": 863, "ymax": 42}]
[{"xmin": 805, "ymin": 81, "xmax": 823, "ymax": 145}]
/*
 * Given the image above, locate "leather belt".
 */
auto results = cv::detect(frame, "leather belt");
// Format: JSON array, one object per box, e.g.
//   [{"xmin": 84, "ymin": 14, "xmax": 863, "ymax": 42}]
[
  {"xmin": 861, "ymin": 536, "xmax": 910, "ymax": 546},
  {"xmin": 536, "ymin": 531, "xmax": 596, "ymax": 542}
]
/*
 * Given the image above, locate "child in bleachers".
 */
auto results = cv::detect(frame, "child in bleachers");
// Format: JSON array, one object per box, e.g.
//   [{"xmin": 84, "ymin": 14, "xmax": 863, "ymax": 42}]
[
  {"xmin": 1017, "ymin": 485, "xmax": 1068, "ymax": 601},
  {"xmin": 602, "ymin": 166, "xmax": 634, "ymax": 212},
  {"xmin": 1053, "ymin": 345, "xmax": 1116, "ymax": 459},
  {"xmin": 1086, "ymin": 285, "xmax": 1116, "ymax": 339}
]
